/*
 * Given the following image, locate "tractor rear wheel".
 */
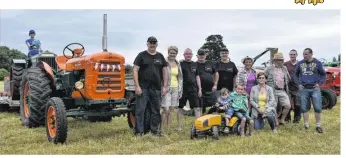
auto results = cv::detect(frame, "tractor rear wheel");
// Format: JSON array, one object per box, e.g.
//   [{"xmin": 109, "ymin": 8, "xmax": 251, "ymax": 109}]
[
  {"xmin": 20, "ymin": 67, "xmax": 52, "ymax": 128},
  {"xmin": 10, "ymin": 66, "xmax": 24, "ymax": 100},
  {"xmin": 126, "ymin": 92, "xmax": 151, "ymax": 134},
  {"xmin": 321, "ymin": 88, "xmax": 337, "ymax": 109},
  {"xmin": 46, "ymin": 97, "xmax": 67, "ymax": 144},
  {"xmin": 190, "ymin": 125, "xmax": 197, "ymax": 139}
]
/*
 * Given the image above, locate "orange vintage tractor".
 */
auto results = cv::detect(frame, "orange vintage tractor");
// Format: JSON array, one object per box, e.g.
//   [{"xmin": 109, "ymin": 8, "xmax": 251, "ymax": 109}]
[{"xmin": 6, "ymin": 14, "xmax": 133, "ymax": 144}]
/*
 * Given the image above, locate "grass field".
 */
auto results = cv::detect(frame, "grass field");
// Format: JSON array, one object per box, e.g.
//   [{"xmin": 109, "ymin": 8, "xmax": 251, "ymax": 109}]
[
  {"xmin": 0, "ymin": 81, "xmax": 3, "ymax": 92},
  {"xmin": 0, "ymin": 81, "xmax": 340, "ymax": 155}
]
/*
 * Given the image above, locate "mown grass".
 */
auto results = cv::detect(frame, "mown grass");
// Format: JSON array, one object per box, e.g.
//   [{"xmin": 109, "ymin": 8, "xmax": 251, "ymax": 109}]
[
  {"xmin": 0, "ymin": 80, "xmax": 340, "ymax": 154},
  {"xmin": 0, "ymin": 100, "xmax": 340, "ymax": 155},
  {"xmin": 0, "ymin": 81, "xmax": 4, "ymax": 91}
]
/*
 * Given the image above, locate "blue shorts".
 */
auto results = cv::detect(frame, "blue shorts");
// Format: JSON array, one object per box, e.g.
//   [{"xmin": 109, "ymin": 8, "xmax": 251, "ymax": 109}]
[{"xmin": 225, "ymin": 108, "xmax": 234, "ymax": 118}]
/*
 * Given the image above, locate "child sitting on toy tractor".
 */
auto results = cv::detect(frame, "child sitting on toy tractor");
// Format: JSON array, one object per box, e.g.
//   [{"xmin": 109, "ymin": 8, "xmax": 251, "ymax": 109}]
[
  {"xmin": 231, "ymin": 84, "xmax": 254, "ymax": 137},
  {"xmin": 208, "ymin": 88, "xmax": 235, "ymax": 133}
]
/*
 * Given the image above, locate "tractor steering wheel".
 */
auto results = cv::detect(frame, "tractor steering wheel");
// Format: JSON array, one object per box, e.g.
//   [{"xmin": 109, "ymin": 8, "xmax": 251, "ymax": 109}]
[{"xmin": 63, "ymin": 43, "xmax": 85, "ymax": 59}]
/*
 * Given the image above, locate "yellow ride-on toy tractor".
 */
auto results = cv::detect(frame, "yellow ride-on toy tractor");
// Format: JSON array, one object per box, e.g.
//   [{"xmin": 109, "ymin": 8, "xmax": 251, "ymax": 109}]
[{"xmin": 190, "ymin": 113, "xmax": 244, "ymax": 140}]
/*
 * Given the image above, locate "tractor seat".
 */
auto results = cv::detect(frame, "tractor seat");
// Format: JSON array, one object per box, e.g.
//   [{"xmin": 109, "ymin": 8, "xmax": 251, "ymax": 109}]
[{"xmin": 55, "ymin": 56, "xmax": 71, "ymax": 70}]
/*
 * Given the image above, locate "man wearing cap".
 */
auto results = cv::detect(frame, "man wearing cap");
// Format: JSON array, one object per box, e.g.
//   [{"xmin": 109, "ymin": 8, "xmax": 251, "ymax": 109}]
[
  {"xmin": 294, "ymin": 48, "xmax": 326, "ymax": 133},
  {"xmin": 264, "ymin": 52, "xmax": 291, "ymax": 125},
  {"xmin": 283, "ymin": 49, "xmax": 301, "ymax": 123},
  {"xmin": 178, "ymin": 48, "xmax": 203, "ymax": 119},
  {"xmin": 215, "ymin": 47, "xmax": 238, "ymax": 95},
  {"xmin": 196, "ymin": 49, "xmax": 219, "ymax": 113},
  {"xmin": 133, "ymin": 36, "xmax": 168, "ymax": 137}
]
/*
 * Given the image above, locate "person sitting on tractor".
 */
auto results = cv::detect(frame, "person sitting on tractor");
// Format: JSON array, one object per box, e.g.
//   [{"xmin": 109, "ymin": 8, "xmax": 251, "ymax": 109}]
[
  {"xmin": 26, "ymin": 30, "xmax": 42, "ymax": 57},
  {"xmin": 231, "ymin": 84, "xmax": 254, "ymax": 137}
]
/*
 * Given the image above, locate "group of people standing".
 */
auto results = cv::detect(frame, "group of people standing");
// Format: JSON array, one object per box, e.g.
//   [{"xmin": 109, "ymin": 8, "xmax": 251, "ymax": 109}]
[{"xmin": 132, "ymin": 36, "xmax": 327, "ymax": 137}]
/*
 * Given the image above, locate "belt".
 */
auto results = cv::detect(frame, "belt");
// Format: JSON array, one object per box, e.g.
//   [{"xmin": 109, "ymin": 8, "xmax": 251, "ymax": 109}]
[{"xmin": 275, "ymin": 88, "xmax": 284, "ymax": 90}]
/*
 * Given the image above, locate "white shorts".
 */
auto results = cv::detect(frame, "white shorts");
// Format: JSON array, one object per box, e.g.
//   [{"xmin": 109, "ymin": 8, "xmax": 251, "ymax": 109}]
[{"xmin": 162, "ymin": 87, "xmax": 179, "ymax": 108}]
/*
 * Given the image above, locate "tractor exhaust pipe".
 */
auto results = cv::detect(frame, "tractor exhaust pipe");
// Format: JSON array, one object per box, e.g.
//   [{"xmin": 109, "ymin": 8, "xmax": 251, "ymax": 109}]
[{"xmin": 102, "ymin": 14, "xmax": 107, "ymax": 52}]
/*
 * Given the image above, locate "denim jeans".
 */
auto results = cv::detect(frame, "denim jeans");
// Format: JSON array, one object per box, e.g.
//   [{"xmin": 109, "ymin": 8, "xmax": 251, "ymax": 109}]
[
  {"xmin": 135, "ymin": 89, "xmax": 161, "ymax": 134},
  {"xmin": 299, "ymin": 88, "xmax": 322, "ymax": 113},
  {"xmin": 254, "ymin": 111, "xmax": 276, "ymax": 130}
]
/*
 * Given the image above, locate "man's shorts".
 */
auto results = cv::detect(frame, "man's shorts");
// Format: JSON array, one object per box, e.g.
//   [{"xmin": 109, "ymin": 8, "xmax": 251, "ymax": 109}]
[
  {"xmin": 179, "ymin": 89, "xmax": 199, "ymax": 109},
  {"xmin": 274, "ymin": 90, "xmax": 291, "ymax": 115}
]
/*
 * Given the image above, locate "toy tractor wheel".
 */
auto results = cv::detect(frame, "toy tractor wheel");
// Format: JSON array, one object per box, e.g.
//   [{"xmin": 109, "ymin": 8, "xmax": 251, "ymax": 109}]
[
  {"xmin": 211, "ymin": 126, "xmax": 219, "ymax": 140},
  {"xmin": 232, "ymin": 121, "xmax": 240, "ymax": 135},
  {"xmin": 46, "ymin": 97, "xmax": 67, "ymax": 144},
  {"xmin": 20, "ymin": 68, "xmax": 52, "ymax": 128},
  {"xmin": 10, "ymin": 65, "xmax": 24, "ymax": 100},
  {"xmin": 190, "ymin": 125, "xmax": 197, "ymax": 139},
  {"xmin": 321, "ymin": 89, "xmax": 337, "ymax": 109}
]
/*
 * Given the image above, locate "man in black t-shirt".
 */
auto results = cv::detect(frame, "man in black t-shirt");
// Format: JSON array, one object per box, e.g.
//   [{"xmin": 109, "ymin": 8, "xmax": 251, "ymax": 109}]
[
  {"xmin": 133, "ymin": 36, "xmax": 168, "ymax": 137},
  {"xmin": 196, "ymin": 49, "xmax": 219, "ymax": 113},
  {"xmin": 209, "ymin": 48, "xmax": 238, "ymax": 114},
  {"xmin": 178, "ymin": 48, "xmax": 202, "ymax": 118},
  {"xmin": 215, "ymin": 48, "xmax": 238, "ymax": 94}
]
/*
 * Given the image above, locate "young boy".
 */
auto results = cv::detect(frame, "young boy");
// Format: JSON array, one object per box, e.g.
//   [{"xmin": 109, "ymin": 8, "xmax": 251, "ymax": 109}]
[
  {"xmin": 231, "ymin": 84, "xmax": 254, "ymax": 137},
  {"xmin": 214, "ymin": 88, "xmax": 233, "ymax": 133}
]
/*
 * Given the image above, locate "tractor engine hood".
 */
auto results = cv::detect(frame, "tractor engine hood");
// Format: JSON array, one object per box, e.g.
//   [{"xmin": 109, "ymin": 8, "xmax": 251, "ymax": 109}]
[{"xmin": 70, "ymin": 51, "xmax": 126, "ymax": 101}]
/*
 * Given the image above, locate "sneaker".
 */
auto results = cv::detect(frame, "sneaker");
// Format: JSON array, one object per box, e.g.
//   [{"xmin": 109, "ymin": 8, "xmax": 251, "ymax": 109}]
[
  {"xmin": 316, "ymin": 127, "xmax": 324, "ymax": 133},
  {"xmin": 247, "ymin": 133, "xmax": 252, "ymax": 136},
  {"xmin": 304, "ymin": 124, "xmax": 310, "ymax": 129},
  {"xmin": 272, "ymin": 129, "xmax": 278, "ymax": 133},
  {"xmin": 224, "ymin": 127, "xmax": 229, "ymax": 134}
]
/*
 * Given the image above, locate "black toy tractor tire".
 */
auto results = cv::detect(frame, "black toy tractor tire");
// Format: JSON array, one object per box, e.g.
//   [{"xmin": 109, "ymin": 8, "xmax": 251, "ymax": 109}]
[
  {"xmin": 46, "ymin": 97, "xmax": 68, "ymax": 144},
  {"xmin": 19, "ymin": 68, "xmax": 52, "ymax": 128},
  {"xmin": 211, "ymin": 126, "xmax": 219, "ymax": 140},
  {"xmin": 190, "ymin": 125, "xmax": 196, "ymax": 139},
  {"xmin": 321, "ymin": 88, "xmax": 337, "ymax": 109},
  {"xmin": 10, "ymin": 66, "xmax": 24, "ymax": 100}
]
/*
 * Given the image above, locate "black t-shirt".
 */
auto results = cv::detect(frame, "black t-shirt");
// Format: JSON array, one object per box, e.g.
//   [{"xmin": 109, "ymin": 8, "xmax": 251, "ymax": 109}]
[
  {"xmin": 197, "ymin": 61, "xmax": 217, "ymax": 91},
  {"xmin": 180, "ymin": 61, "xmax": 199, "ymax": 91},
  {"xmin": 215, "ymin": 60, "xmax": 238, "ymax": 91},
  {"xmin": 133, "ymin": 51, "xmax": 167, "ymax": 90}
]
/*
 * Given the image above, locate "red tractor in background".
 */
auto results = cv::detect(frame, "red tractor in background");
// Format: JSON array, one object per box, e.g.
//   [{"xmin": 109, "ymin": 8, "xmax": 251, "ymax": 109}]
[{"xmin": 319, "ymin": 56, "xmax": 340, "ymax": 109}]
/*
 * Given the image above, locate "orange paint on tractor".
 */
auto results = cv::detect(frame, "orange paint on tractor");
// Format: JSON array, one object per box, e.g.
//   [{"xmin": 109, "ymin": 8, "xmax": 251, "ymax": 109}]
[{"xmin": 55, "ymin": 51, "xmax": 125, "ymax": 100}]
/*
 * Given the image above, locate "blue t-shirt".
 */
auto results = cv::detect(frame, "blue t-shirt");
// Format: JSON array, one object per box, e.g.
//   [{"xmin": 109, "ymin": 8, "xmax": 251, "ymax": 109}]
[{"xmin": 26, "ymin": 38, "xmax": 40, "ymax": 50}]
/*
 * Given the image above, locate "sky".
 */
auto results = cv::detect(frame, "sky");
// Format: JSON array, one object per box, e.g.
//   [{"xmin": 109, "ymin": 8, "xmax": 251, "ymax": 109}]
[{"xmin": 0, "ymin": 9, "xmax": 340, "ymax": 66}]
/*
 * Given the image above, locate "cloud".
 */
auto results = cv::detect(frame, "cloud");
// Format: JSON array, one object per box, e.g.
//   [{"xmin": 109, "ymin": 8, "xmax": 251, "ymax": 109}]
[{"xmin": 0, "ymin": 9, "xmax": 340, "ymax": 66}]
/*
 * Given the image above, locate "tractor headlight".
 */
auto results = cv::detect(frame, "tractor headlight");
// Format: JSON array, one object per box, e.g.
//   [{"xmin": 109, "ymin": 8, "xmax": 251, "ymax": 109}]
[
  {"xmin": 332, "ymin": 72, "xmax": 337, "ymax": 79},
  {"xmin": 75, "ymin": 81, "xmax": 84, "ymax": 90}
]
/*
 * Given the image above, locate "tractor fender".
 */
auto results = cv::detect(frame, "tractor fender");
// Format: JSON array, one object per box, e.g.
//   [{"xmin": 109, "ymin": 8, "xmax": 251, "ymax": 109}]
[{"xmin": 36, "ymin": 61, "xmax": 55, "ymax": 87}]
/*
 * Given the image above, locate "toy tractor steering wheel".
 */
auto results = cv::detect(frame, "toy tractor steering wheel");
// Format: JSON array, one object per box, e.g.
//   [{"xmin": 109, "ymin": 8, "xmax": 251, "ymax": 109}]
[{"xmin": 63, "ymin": 43, "xmax": 85, "ymax": 59}]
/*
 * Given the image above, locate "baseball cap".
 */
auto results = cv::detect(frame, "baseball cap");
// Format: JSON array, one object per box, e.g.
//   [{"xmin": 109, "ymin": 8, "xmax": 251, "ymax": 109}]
[
  {"xmin": 221, "ymin": 47, "xmax": 229, "ymax": 52},
  {"xmin": 197, "ymin": 49, "xmax": 206, "ymax": 55},
  {"xmin": 147, "ymin": 36, "xmax": 158, "ymax": 42}
]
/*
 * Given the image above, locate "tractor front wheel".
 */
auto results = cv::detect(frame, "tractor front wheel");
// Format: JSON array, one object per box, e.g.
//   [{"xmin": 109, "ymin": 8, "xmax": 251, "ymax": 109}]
[{"xmin": 45, "ymin": 97, "xmax": 67, "ymax": 144}]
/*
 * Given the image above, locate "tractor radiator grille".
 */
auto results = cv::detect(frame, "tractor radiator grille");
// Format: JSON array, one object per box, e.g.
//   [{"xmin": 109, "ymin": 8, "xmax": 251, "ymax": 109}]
[
  {"xmin": 39, "ymin": 57, "xmax": 57, "ymax": 70},
  {"xmin": 96, "ymin": 73, "xmax": 122, "ymax": 91}
]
